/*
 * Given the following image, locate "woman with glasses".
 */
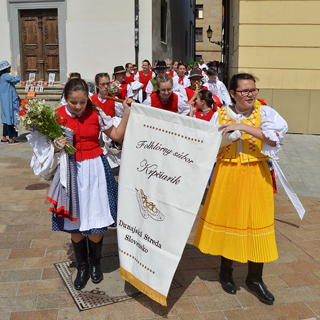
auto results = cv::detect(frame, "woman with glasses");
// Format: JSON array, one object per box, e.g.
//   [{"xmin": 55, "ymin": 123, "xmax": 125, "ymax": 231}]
[
  {"xmin": 143, "ymin": 74, "xmax": 189, "ymax": 115},
  {"xmin": 193, "ymin": 73, "xmax": 288, "ymax": 305}
]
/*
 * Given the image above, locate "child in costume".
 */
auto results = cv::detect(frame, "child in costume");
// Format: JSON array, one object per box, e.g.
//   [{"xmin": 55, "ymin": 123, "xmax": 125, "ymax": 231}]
[
  {"xmin": 189, "ymin": 89, "xmax": 216, "ymax": 121},
  {"xmin": 193, "ymin": 73, "xmax": 288, "ymax": 305},
  {"xmin": 28, "ymin": 78, "xmax": 132, "ymax": 291}
]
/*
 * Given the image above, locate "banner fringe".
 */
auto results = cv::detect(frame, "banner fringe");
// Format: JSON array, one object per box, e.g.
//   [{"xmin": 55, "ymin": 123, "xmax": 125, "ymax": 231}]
[{"xmin": 120, "ymin": 265, "xmax": 167, "ymax": 306}]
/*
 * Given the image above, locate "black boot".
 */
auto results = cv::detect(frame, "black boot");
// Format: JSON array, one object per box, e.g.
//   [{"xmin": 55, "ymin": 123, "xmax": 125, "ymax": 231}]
[
  {"xmin": 219, "ymin": 256, "xmax": 237, "ymax": 294},
  {"xmin": 72, "ymin": 238, "xmax": 90, "ymax": 290},
  {"xmin": 246, "ymin": 261, "xmax": 275, "ymax": 305},
  {"xmin": 88, "ymin": 237, "xmax": 103, "ymax": 284}
]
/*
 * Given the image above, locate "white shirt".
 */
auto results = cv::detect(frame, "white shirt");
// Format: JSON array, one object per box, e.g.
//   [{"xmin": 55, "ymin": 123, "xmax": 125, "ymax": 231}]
[
  {"xmin": 142, "ymin": 92, "xmax": 190, "ymax": 116},
  {"xmin": 172, "ymin": 75, "xmax": 191, "ymax": 94},
  {"xmin": 199, "ymin": 63, "xmax": 208, "ymax": 70},
  {"xmin": 203, "ymin": 79, "xmax": 232, "ymax": 106}
]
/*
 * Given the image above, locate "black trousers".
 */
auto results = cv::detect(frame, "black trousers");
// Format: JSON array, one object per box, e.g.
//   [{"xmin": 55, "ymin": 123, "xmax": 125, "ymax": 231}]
[{"xmin": 2, "ymin": 124, "xmax": 18, "ymax": 138}]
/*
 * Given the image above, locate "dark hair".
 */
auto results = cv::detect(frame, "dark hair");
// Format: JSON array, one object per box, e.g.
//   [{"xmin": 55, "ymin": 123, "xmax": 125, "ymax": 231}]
[
  {"xmin": 207, "ymin": 68, "xmax": 217, "ymax": 76},
  {"xmin": 94, "ymin": 72, "xmax": 110, "ymax": 85},
  {"xmin": 173, "ymin": 60, "xmax": 178, "ymax": 65},
  {"xmin": 142, "ymin": 59, "xmax": 151, "ymax": 66},
  {"xmin": 64, "ymin": 78, "xmax": 94, "ymax": 107},
  {"xmin": 177, "ymin": 62, "xmax": 187, "ymax": 69},
  {"xmin": 0, "ymin": 67, "xmax": 11, "ymax": 76},
  {"xmin": 125, "ymin": 63, "xmax": 133, "ymax": 69},
  {"xmin": 68, "ymin": 72, "xmax": 81, "ymax": 80},
  {"xmin": 229, "ymin": 73, "xmax": 257, "ymax": 104},
  {"xmin": 198, "ymin": 89, "xmax": 214, "ymax": 109}
]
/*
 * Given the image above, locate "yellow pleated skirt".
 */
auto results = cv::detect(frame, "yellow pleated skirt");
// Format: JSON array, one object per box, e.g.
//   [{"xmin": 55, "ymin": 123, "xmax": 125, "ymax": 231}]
[{"xmin": 193, "ymin": 159, "xmax": 278, "ymax": 263}]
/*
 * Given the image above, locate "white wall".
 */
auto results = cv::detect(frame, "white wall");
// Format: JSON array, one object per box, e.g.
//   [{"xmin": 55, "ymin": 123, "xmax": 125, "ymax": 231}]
[
  {"xmin": 137, "ymin": 0, "xmax": 153, "ymax": 67},
  {"xmin": 66, "ymin": 0, "xmax": 135, "ymax": 81},
  {"xmin": 0, "ymin": 0, "xmax": 13, "ymax": 68}
]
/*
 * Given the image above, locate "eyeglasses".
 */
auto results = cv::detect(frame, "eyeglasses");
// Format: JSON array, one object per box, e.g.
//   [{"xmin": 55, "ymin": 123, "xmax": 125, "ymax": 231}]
[
  {"xmin": 99, "ymin": 82, "xmax": 110, "ymax": 87},
  {"xmin": 235, "ymin": 88, "xmax": 259, "ymax": 97}
]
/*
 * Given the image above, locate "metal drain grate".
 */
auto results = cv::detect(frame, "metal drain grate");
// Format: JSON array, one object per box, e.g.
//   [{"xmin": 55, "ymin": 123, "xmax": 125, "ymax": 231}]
[{"xmin": 54, "ymin": 252, "xmax": 182, "ymax": 311}]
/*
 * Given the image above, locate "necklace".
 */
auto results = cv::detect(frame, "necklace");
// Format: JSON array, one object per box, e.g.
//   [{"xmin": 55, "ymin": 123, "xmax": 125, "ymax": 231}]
[{"xmin": 234, "ymin": 105, "xmax": 253, "ymax": 117}]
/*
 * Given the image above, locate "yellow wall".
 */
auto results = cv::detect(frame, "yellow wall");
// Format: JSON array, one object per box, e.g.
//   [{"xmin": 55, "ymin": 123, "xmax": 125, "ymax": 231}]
[
  {"xmin": 229, "ymin": 0, "xmax": 320, "ymax": 134},
  {"xmin": 195, "ymin": 0, "xmax": 222, "ymax": 62}
]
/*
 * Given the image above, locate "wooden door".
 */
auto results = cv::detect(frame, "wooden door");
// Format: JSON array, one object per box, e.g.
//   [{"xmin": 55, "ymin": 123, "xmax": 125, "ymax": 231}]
[{"xmin": 20, "ymin": 9, "xmax": 60, "ymax": 81}]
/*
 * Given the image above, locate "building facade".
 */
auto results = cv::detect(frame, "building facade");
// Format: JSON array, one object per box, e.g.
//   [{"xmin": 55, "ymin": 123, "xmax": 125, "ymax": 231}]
[
  {"xmin": 0, "ymin": 0, "xmax": 195, "ymax": 83},
  {"xmin": 195, "ymin": 0, "xmax": 222, "ymax": 63},
  {"xmin": 229, "ymin": 0, "xmax": 320, "ymax": 134}
]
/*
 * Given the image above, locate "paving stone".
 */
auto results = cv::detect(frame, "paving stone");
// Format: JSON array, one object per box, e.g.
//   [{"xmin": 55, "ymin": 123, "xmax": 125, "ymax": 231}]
[
  {"xmin": 193, "ymin": 294, "xmax": 241, "ymax": 312},
  {"xmin": 305, "ymin": 300, "xmax": 320, "ymax": 317},
  {"xmin": 179, "ymin": 312, "xmax": 225, "ymax": 320},
  {"xmin": 274, "ymin": 286, "xmax": 320, "ymax": 303},
  {"xmin": 36, "ymin": 292, "xmax": 74, "ymax": 309},
  {"xmin": 0, "ymin": 249, "xmax": 10, "ymax": 260},
  {"xmin": 281, "ymin": 272, "xmax": 320, "ymax": 287},
  {"xmin": 267, "ymin": 301, "xmax": 317, "ymax": 320},
  {"xmin": 4, "ymin": 224, "xmax": 36, "ymax": 233},
  {"xmin": 286, "ymin": 261, "xmax": 320, "ymax": 273},
  {"xmin": 0, "ymin": 268, "xmax": 42, "ymax": 282},
  {"xmin": 9, "ymin": 248, "xmax": 45, "ymax": 259},
  {"xmin": 224, "ymin": 307, "xmax": 274, "ymax": 320},
  {"xmin": 58, "ymin": 306, "xmax": 107, "ymax": 319},
  {"xmin": 10, "ymin": 310, "xmax": 58, "ymax": 320},
  {"xmin": 23, "ymin": 252, "xmax": 63, "ymax": 268},
  {"xmin": 41, "ymin": 267, "xmax": 60, "ymax": 280},
  {"xmin": 17, "ymin": 278, "xmax": 60, "ymax": 295},
  {"xmin": 0, "ymin": 259, "xmax": 25, "ymax": 271},
  {"xmin": 0, "ymin": 282, "xmax": 19, "ymax": 296},
  {"xmin": 0, "ymin": 295, "xmax": 37, "ymax": 313},
  {"xmin": 0, "ymin": 240, "xmax": 31, "ymax": 250}
]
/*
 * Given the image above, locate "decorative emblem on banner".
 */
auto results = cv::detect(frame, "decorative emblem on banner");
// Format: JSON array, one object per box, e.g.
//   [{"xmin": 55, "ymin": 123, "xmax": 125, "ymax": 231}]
[{"xmin": 136, "ymin": 188, "xmax": 165, "ymax": 221}]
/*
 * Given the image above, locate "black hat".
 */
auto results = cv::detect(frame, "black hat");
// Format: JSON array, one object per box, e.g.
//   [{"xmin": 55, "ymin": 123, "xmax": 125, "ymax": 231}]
[
  {"xmin": 113, "ymin": 66, "xmax": 126, "ymax": 75},
  {"xmin": 188, "ymin": 69, "xmax": 203, "ymax": 79},
  {"xmin": 153, "ymin": 60, "xmax": 167, "ymax": 70}
]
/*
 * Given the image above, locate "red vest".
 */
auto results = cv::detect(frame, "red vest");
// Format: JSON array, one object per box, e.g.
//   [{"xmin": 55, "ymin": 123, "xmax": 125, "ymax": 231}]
[
  {"xmin": 57, "ymin": 106, "xmax": 103, "ymax": 162},
  {"xmin": 195, "ymin": 108, "xmax": 214, "ymax": 121},
  {"xmin": 139, "ymin": 70, "xmax": 153, "ymax": 92},
  {"xmin": 185, "ymin": 86, "xmax": 222, "ymax": 110},
  {"xmin": 150, "ymin": 92, "xmax": 179, "ymax": 113},
  {"xmin": 117, "ymin": 82, "xmax": 128, "ymax": 100},
  {"xmin": 125, "ymin": 73, "xmax": 134, "ymax": 84},
  {"xmin": 91, "ymin": 93, "xmax": 116, "ymax": 117}
]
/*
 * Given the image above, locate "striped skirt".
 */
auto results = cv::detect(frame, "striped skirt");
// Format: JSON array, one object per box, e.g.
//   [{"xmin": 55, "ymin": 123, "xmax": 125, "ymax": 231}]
[{"xmin": 193, "ymin": 159, "xmax": 278, "ymax": 263}]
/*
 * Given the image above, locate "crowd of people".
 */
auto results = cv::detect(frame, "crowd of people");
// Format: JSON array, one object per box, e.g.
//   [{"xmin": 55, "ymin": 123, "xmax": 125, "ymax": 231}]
[{"xmin": 0, "ymin": 57, "xmax": 288, "ymax": 306}]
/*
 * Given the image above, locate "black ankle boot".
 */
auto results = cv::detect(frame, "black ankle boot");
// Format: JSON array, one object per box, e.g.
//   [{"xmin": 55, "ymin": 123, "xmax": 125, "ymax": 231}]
[
  {"xmin": 219, "ymin": 256, "xmax": 237, "ymax": 294},
  {"xmin": 72, "ymin": 238, "xmax": 90, "ymax": 290},
  {"xmin": 88, "ymin": 237, "xmax": 103, "ymax": 284},
  {"xmin": 246, "ymin": 261, "xmax": 275, "ymax": 305}
]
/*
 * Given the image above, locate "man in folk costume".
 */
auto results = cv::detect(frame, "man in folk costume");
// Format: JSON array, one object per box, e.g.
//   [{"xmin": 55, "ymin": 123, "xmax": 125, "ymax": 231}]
[
  {"xmin": 124, "ymin": 62, "xmax": 135, "ymax": 84},
  {"xmin": 172, "ymin": 62, "xmax": 191, "ymax": 95},
  {"xmin": 134, "ymin": 60, "xmax": 153, "ymax": 101},
  {"xmin": 143, "ymin": 74, "xmax": 190, "ymax": 115},
  {"xmin": 203, "ymin": 69, "xmax": 232, "ymax": 106},
  {"xmin": 165, "ymin": 58, "xmax": 176, "ymax": 78},
  {"xmin": 112, "ymin": 66, "xmax": 134, "ymax": 100},
  {"xmin": 145, "ymin": 60, "xmax": 168, "ymax": 98},
  {"xmin": 185, "ymin": 70, "xmax": 222, "ymax": 110}
]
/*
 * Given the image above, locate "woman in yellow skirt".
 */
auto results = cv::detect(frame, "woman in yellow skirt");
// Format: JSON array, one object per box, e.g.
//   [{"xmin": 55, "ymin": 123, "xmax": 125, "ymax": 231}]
[{"xmin": 193, "ymin": 73, "xmax": 288, "ymax": 305}]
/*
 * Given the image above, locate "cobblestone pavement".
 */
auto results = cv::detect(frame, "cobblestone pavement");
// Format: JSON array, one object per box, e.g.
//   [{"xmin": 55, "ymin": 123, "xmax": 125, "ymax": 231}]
[{"xmin": 0, "ymin": 132, "xmax": 320, "ymax": 319}]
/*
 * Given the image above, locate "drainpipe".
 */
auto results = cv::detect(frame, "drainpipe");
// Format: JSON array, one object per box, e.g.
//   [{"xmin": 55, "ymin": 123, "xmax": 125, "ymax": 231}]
[{"xmin": 135, "ymin": 0, "xmax": 139, "ymax": 65}]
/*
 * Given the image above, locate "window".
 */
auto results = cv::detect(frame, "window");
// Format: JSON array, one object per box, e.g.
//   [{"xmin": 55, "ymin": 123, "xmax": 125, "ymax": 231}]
[
  {"xmin": 196, "ymin": 5, "xmax": 203, "ymax": 19},
  {"xmin": 195, "ymin": 28, "xmax": 203, "ymax": 42},
  {"xmin": 161, "ymin": 0, "xmax": 167, "ymax": 43}
]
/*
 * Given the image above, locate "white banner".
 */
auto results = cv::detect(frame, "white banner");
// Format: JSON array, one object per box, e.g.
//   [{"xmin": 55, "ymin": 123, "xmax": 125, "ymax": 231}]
[{"xmin": 117, "ymin": 103, "xmax": 221, "ymax": 305}]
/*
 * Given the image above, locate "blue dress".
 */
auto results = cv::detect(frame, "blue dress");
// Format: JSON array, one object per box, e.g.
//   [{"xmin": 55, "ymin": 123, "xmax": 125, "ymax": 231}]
[{"xmin": 0, "ymin": 73, "xmax": 21, "ymax": 125}]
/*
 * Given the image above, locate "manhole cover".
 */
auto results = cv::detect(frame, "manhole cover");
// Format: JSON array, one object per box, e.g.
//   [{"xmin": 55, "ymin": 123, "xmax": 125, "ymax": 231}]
[{"xmin": 26, "ymin": 183, "xmax": 50, "ymax": 190}]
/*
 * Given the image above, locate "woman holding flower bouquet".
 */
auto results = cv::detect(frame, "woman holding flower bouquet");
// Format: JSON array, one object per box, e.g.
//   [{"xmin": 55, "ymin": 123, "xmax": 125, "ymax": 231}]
[{"xmin": 29, "ymin": 78, "xmax": 132, "ymax": 290}]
